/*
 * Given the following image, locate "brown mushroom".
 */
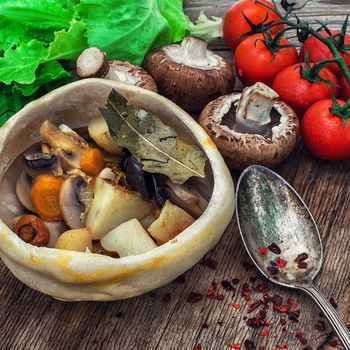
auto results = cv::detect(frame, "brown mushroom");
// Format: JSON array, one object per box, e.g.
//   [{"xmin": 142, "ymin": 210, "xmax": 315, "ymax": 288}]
[
  {"xmin": 143, "ymin": 36, "xmax": 235, "ymax": 113},
  {"xmin": 59, "ymin": 176, "xmax": 88, "ymax": 229},
  {"xmin": 16, "ymin": 171, "xmax": 36, "ymax": 212},
  {"xmin": 76, "ymin": 47, "xmax": 109, "ymax": 78},
  {"xmin": 23, "ymin": 152, "xmax": 62, "ymax": 178},
  {"xmin": 76, "ymin": 48, "xmax": 157, "ymax": 92},
  {"xmin": 198, "ymin": 82, "xmax": 300, "ymax": 170}
]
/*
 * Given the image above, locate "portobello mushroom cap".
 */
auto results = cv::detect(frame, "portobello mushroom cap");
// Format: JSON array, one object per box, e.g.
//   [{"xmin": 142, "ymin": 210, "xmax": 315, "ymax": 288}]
[
  {"xmin": 143, "ymin": 36, "xmax": 235, "ymax": 113},
  {"xmin": 199, "ymin": 83, "xmax": 300, "ymax": 170}
]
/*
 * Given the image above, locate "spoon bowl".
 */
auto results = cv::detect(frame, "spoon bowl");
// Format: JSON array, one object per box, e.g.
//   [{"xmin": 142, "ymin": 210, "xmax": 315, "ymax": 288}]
[
  {"xmin": 236, "ymin": 165, "xmax": 350, "ymax": 348},
  {"xmin": 236, "ymin": 165, "xmax": 322, "ymax": 287}
]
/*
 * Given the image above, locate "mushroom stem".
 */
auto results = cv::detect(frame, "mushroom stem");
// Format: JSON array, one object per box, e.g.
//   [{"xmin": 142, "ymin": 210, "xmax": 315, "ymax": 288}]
[
  {"xmin": 180, "ymin": 36, "xmax": 209, "ymax": 66},
  {"xmin": 236, "ymin": 82, "xmax": 279, "ymax": 126}
]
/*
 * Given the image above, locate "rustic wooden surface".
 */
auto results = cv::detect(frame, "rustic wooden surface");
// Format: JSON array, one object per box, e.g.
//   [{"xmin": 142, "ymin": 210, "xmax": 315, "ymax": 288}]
[{"xmin": 0, "ymin": 1, "xmax": 349, "ymax": 349}]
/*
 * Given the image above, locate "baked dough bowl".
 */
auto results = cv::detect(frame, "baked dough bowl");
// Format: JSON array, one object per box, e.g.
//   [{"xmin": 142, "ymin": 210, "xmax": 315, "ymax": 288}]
[{"xmin": 0, "ymin": 79, "xmax": 234, "ymax": 301}]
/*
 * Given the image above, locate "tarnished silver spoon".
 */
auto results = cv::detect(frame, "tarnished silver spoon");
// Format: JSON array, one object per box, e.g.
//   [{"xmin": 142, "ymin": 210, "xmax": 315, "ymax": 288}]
[{"xmin": 236, "ymin": 165, "xmax": 350, "ymax": 348}]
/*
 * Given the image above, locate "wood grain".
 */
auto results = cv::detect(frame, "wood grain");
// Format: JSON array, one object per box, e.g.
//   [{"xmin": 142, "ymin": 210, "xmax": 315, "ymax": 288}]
[{"xmin": 0, "ymin": 1, "xmax": 349, "ymax": 350}]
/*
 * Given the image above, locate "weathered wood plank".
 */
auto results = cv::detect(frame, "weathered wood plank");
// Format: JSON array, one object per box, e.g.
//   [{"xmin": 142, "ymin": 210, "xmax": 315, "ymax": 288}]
[{"xmin": 0, "ymin": 1, "xmax": 349, "ymax": 350}]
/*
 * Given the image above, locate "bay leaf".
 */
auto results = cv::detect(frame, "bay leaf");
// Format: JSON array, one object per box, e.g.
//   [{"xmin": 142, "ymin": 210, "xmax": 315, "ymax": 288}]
[{"xmin": 100, "ymin": 89, "xmax": 207, "ymax": 184}]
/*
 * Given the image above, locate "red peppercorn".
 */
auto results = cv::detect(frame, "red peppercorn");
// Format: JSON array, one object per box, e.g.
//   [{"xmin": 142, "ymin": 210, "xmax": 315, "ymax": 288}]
[
  {"xmin": 227, "ymin": 343, "xmax": 241, "ymax": 349},
  {"xmin": 260, "ymin": 246, "xmax": 268, "ymax": 255},
  {"xmin": 194, "ymin": 344, "xmax": 202, "ymax": 350},
  {"xmin": 275, "ymin": 257, "xmax": 287, "ymax": 268},
  {"xmin": 259, "ymin": 329, "xmax": 270, "ymax": 337},
  {"xmin": 276, "ymin": 343, "xmax": 288, "ymax": 348}
]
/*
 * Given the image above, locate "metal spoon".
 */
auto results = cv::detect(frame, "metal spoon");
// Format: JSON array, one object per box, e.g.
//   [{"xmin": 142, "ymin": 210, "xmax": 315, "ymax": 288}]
[{"xmin": 236, "ymin": 165, "xmax": 350, "ymax": 349}]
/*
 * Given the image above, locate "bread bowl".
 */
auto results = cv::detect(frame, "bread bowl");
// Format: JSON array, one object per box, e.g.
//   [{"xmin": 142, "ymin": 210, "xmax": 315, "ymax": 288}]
[{"xmin": 0, "ymin": 79, "xmax": 234, "ymax": 301}]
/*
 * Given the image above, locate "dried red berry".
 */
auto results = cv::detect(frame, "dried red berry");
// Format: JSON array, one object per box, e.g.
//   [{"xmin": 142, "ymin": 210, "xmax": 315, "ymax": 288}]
[
  {"xmin": 276, "ymin": 343, "xmax": 288, "ymax": 348},
  {"xmin": 246, "ymin": 317, "xmax": 262, "ymax": 328},
  {"xmin": 296, "ymin": 332, "xmax": 307, "ymax": 345},
  {"xmin": 259, "ymin": 329, "xmax": 269, "ymax": 337},
  {"xmin": 254, "ymin": 281, "xmax": 270, "ymax": 293},
  {"xmin": 194, "ymin": 344, "xmax": 202, "ymax": 350},
  {"xmin": 227, "ymin": 343, "xmax": 241, "ymax": 349},
  {"xmin": 295, "ymin": 252, "xmax": 308, "ymax": 263},
  {"xmin": 273, "ymin": 304, "xmax": 290, "ymax": 313},
  {"xmin": 275, "ymin": 257, "xmax": 287, "ymax": 268},
  {"xmin": 315, "ymin": 320, "xmax": 326, "ymax": 331},
  {"xmin": 297, "ymin": 261, "xmax": 308, "ymax": 269},
  {"xmin": 271, "ymin": 294, "xmax": 283, "ymax": 306},
  {"xmin": 221, "ymin": 280, "xmax": 235, "ymax": 291},
  {"xmin": 244, "ymin": 340, "xmax": 256, "ymax": 350},
  {"xmin": 233, "ymin": 303, "xmax": 241, "ymax": 309},
  {"xmin": 268, "ymin": 242, "xmax": 281, "ymax": 254},
  {"xmin": 329, "ymin": 298, "xmax": 338, "ymax": 308},
  {"xmin": 260, "ymin": 246, "xmax": 268, "ymax": 255},
  {"xmin": 329, "ymin": 340, "xmax": 338, "ymax": 347},
  {"xmin": 266, "ymin": 261, "xmax": 280, "ymax": 276},
  {"xmin": 287, "ymin": 298, "xmax": 298, "ymax": 311},
  {"xmin": 201, "ymin": 258, "xmax": 218, "ymax": 270},
  {"xmin": 248, "ymin": 300, "xmax": 263, "ymax": 313},
  {"xmin": 287, "ymin": 310, "xmax": 300, "ymax": 322},
  {"xmin": 187, "ymin": 292, "xmax": 204, "ymax": 303}
]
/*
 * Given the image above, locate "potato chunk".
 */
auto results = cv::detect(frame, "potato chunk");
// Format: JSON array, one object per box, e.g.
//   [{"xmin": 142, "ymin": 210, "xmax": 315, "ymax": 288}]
[
  {"xmin": 55, "ymin": 228, "xmax": 92, "ymax": 252},
  {"xmin": 100, "ymin": 219, "xmax": 157, "ymax": 257},
  {"xmin": 147, "ymin": 201, "xmax": 195, "ymax": 244},
  {"xmin": 85, "ymin": 177, "xmax": 152, "ymax": 239},
  {"xmin": 88, "ymin": 117, "xmax": 121, "ymax": 155}
]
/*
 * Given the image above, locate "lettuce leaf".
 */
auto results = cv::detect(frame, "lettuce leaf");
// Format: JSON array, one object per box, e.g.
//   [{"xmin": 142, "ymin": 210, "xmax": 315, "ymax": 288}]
[{"xmin": 76, "ymin": 0, "xmax": 188, "ymax": 64}]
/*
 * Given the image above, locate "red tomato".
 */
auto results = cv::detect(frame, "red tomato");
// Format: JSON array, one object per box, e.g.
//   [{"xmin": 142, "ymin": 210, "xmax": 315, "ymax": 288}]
[
  {"xmin": 340, "ymin": 75, "xmax": 350, "ymax": 101},
  {"xmin": 223, "ymin": 0, "xmax": 284, "ymax": 50},
  {"xmin": 302, "ymin": 99, "xmax": 350, "ymax": 160},
  {"xmin": 234, "ymin": 33, "xmax": 299, "ymax": 86},
  {"xmin": 300, "ymin": 30, "xmax": 350, "ymax": 78},
  {"xmin": 272, "ymin": 63, "xmax": 340, "ymax": 118}
]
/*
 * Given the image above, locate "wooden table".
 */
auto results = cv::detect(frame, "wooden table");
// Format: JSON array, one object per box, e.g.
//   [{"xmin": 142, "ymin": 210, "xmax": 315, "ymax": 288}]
[{"xmin": 0, "ymin": 1, "xmax": 349, "ymax": 349}]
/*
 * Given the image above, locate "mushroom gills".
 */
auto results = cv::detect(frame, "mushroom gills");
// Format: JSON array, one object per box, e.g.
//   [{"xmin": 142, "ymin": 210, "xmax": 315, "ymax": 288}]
[
  {"xmin": 23, "ymin": 152, "xmax": 62, "ymax": 178},
  {"xmin": 221, "ymin": 103, "xmax": 282, "ymax": 139}
]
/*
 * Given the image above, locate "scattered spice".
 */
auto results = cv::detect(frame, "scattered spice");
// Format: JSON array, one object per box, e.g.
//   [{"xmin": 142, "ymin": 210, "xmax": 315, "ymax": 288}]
[
  {"xmin": 260, "ymin": 246, "xmax": 268, "ymax": 255},
  {"xmin": 267, "ymin": 264, "xmax": 280, "ymax": 276},
  {"xmin": 246, "ymin": 317, "xmax": 262, "ymax": 328},
  {"xmin": 254, "ymin": 280, "xmax": 269, "ymax": 293},
  {"xmin": 222, "ymin": 280, "xmax": 236, "ymax": 292},
  {"xmin": 275, "ymin": 257, "xmax": 287, "ymax": 268},
  {"xmin": 287, "ymin": 309, "xmax": 300, "ymax": 322},
  {"xmin": 287, "ymin": 298, "xmax": 298, "ymax": 311},
  {"xmin": 315, "ymin": 320, "xmax": 326, "ymax": 331},
  {"xmin": 162, "ymin": 293, "xmax": 171, "ymax": 303},
  {"xmin": 276, "ymin": 343, "xmax": 288, "ymax": 348},
  {"xmin": 295, "ymin": 332, "xmax": 307, "ymax": 345},
  {"xmin": 241, "ymin": 283, "xmax": 251, "ymax": 301},
  {"xmin": 194, "ymin": 344, "xmax": 202, "ymax": 350},
  {"xmin": 295, "ymin": 253, "xmax": 308, "ymax": 263},
  {"xmin": 273, "ymin": 304, "xmax": 290, "ymax": 313},
  {"xmin": 187, "ymin": 292, "xmax": 204, "ymax": 303},
  {"xmin": 297, "ymin": 261, "xmax": 308, "ymax": 269},
  {"xmin": 232, "ymin": 278, "xmax": 241, "ymax": 285},
  {"xmin": 233, "ymin": 303, "xmax": 241, "ymax": 309},
  {"xmin": 268, "ymin": 242, "xmax": 281, "ymax": 255},
  {"xmin": 329, "ymin": 297, "xmax": 338, "ymax": 308},
  {"xmin": 329, "ymin": 340, "xmax": 338, "ymax": 347},
  {"xmin": 280, "ymin": 318, "xmax": 287, "ymax": 326},
  {"xmin": 244, "ymin": 340, "xmax": 256, "ymax": 350},
  {"xmin": 227, "ymin": 343, "xmax": 241, "ymax": 349},
  {"xmin": 247, "ymin": 300, "xmax": 263, "ymax": 313},
  {"xmin": 271, "ymin": 294, "xmax": 283, "ymax": 306},
  {"xmin": 259, "ymin": 329, "xmax": 270, "ymax": 337},
  {"xmin": 201, "ymin": 258, "xmax": 218, "ymax": 270}
]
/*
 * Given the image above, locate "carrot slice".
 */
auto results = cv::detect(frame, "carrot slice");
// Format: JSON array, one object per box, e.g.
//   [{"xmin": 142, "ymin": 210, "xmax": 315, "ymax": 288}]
[
  {"xmin": 80, "ymin": 148, "xmax": 105, "ymax": 176},
  {"xmin": 30, "ymin": 174, "xmax": 64, "ymax": 221}
]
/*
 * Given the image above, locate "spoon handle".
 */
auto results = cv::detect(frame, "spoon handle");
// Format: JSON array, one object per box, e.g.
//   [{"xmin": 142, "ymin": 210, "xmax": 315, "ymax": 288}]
[{"xmin": 302, "ymin": 284, "xmax": 350, "ymax": 349}]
